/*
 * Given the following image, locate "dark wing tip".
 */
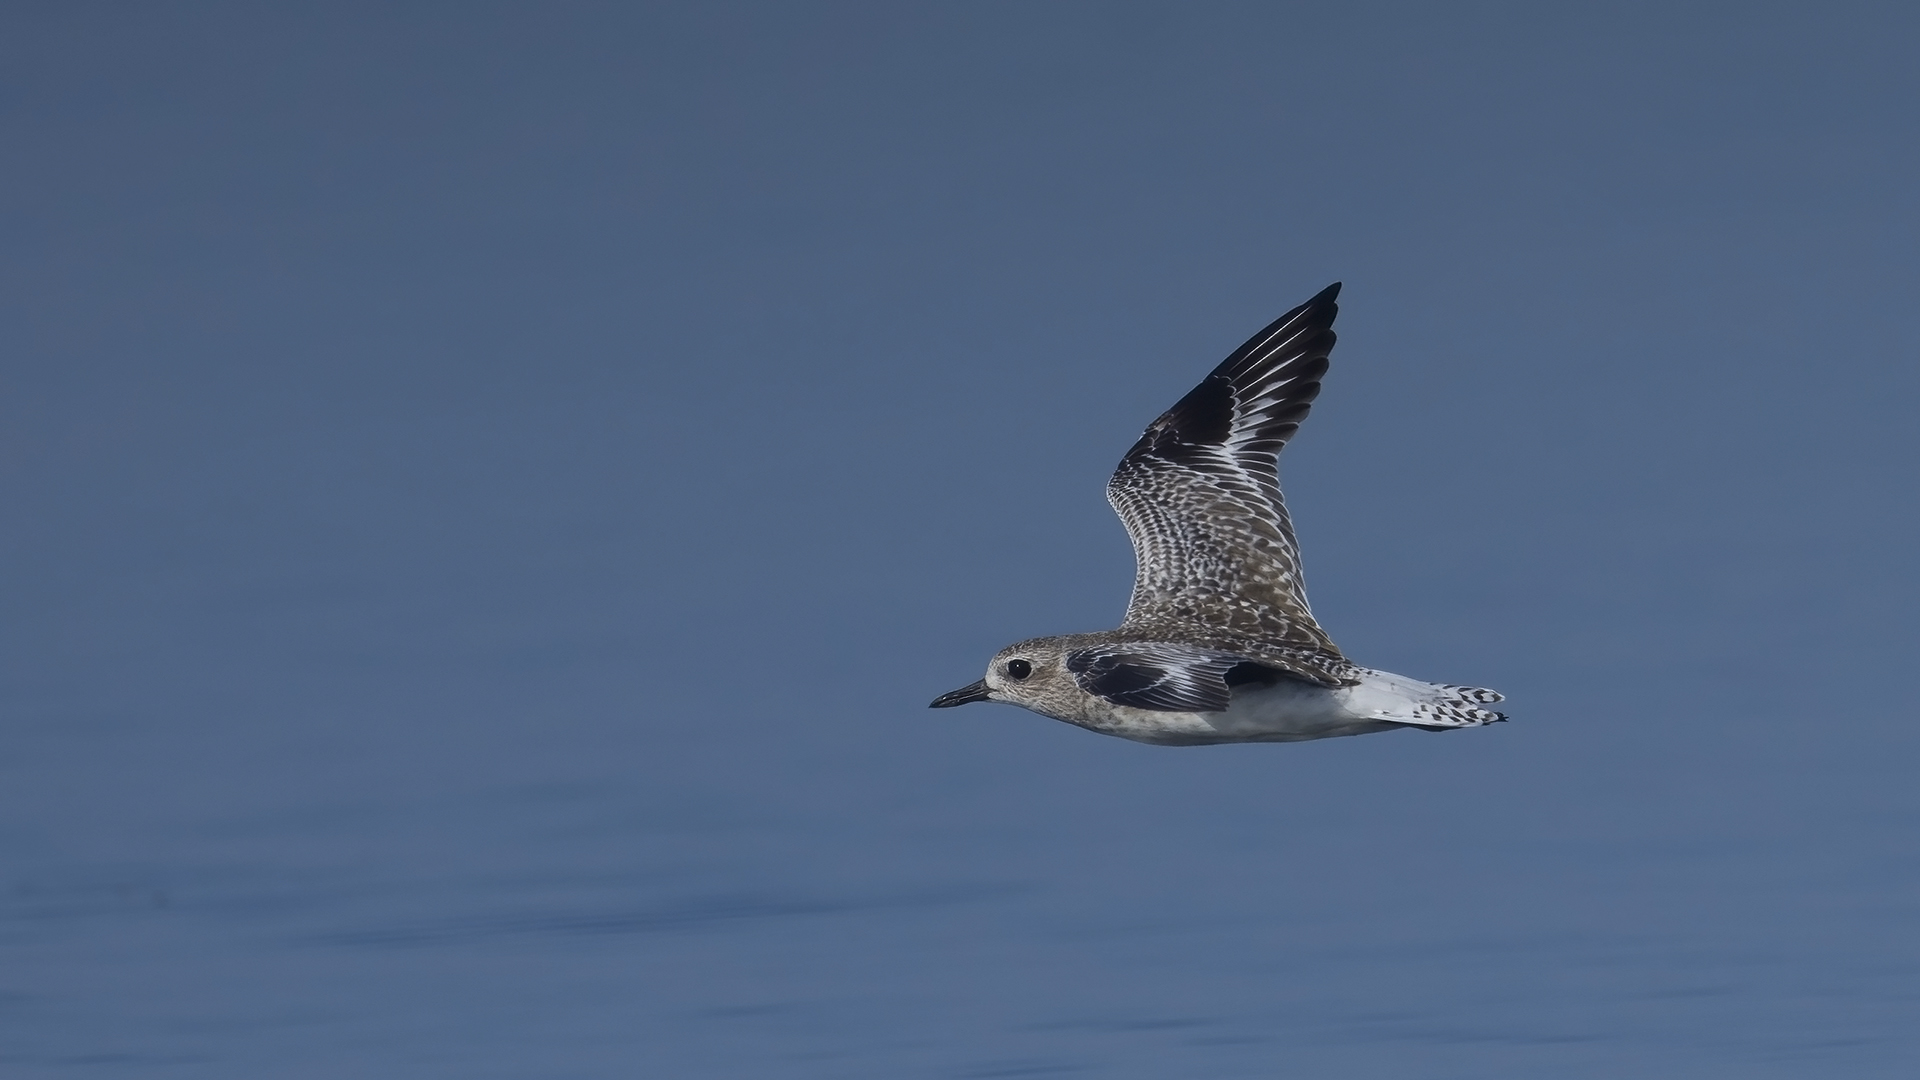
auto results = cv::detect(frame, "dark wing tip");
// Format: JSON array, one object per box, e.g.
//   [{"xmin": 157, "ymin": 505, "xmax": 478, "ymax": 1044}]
[
  {"xmin": 1269, "ymin": 282, "xmax": 1342, "ymax": 339},
  {"xmin": 1209, "ymin": 284, "xmax": 1342, "ymax": 384},
  {"xmin": 1127, "ymin": 284, "xmax": 1343, "ymax": 462},
  {"xmin": 1288, "ymin": 280, "xmax": 1341, "ymax": 326}
]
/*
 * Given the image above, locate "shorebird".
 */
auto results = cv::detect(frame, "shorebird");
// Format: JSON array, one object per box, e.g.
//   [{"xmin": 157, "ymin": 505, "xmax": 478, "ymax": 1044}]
[{"xmin": 930, "ymin": 284, "xmax": 1505, "ymax": 745}]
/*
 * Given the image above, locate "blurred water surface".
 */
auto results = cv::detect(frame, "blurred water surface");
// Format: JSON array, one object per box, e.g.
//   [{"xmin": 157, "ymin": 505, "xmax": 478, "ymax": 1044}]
[{"xmin": 4, "ymin": 5, "xmax": 1919, "ymax": 1078}]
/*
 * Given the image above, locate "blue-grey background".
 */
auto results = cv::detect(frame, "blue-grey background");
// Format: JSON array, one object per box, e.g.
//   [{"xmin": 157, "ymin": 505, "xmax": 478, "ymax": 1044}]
[{"xmin": 4, "ymin": 4, "xmax": 1917, "ymax": 1077}]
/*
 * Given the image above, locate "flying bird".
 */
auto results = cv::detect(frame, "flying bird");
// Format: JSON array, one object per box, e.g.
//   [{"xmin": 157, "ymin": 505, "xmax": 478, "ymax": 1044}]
[{"xmin": 931, "ymin": 284, "xmax": 1505, "ymax": 745}]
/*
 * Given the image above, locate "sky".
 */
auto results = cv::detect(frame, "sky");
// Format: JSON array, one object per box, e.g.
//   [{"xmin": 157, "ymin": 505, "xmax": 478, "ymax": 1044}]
[{"xmin": 4, "ymin": 4, "xmax": 1919, "ymax": 1078}]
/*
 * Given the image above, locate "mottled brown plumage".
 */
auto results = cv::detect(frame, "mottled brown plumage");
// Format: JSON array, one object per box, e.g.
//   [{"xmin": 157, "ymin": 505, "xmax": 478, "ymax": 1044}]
[{"xmin": 931, "ymin": 284, "xmax": 1505, "ymax": 745}]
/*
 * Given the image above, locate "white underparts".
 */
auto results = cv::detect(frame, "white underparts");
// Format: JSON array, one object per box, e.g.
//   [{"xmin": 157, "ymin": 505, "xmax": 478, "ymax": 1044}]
[{"xmin": 1066, "ymin": 668, "xmax": 1505, "ymax": 746}]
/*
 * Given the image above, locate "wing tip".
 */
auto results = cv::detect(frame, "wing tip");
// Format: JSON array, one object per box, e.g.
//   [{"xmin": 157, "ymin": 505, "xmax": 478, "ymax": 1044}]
[{"xmin": 1301, "ymin": 282, "xmax": 1340, "ymax": 326}]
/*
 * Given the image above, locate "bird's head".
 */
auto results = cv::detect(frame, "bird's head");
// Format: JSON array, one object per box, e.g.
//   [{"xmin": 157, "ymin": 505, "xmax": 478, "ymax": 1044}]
[{"xmin": 929, "ymin": 636, "xmax": 1087, "ymax": 720}]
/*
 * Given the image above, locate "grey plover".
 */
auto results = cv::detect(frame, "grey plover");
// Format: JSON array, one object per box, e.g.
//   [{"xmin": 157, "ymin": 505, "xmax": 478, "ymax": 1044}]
[{"xmin": 930, "ymin": 283, "xmax": 1506, "ymax": 745}]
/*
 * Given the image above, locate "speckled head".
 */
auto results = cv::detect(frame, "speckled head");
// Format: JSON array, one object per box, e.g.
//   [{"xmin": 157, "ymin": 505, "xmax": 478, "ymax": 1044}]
[{"xmin": 928, "ymin": 636, "xmax": 1093, "ymax": 723}]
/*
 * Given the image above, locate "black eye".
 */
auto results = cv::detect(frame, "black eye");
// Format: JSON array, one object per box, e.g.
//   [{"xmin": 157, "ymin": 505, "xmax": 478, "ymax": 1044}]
[{"xmin": 1004, "ymin": 659, "xmax": 1032, "ymax": 679}]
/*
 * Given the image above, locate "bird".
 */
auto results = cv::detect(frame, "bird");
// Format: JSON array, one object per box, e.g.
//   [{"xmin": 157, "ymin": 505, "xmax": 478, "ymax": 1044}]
[{"xmin": 929, "ymin": 283, "xmax": 1505, "ymax": 745}]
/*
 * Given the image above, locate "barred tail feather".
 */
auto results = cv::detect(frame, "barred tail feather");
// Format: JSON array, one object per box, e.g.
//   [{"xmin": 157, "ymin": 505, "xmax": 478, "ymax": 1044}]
[{"xmin": 1347, "ymin": 669, "xmax": 1508, "ymax": 730}]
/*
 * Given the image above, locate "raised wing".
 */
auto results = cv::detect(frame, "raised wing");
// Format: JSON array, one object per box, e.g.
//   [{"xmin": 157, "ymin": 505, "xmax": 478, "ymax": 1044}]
[{"xmin": 1106, "ymin": 283, "xmax": 1346, "ymax": 679}]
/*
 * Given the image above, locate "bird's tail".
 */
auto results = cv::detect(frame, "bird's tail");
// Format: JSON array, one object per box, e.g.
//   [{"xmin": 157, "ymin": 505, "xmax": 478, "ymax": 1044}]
[{"xmin": 1349, "ymin": 669, "xmax": 1507, "ymax": 730}]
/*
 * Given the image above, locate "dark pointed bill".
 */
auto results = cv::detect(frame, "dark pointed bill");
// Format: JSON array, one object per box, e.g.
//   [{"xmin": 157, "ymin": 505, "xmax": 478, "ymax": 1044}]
[{"xmin": 929, "ymin": 680, "xmax": 991, "ymax": 708}]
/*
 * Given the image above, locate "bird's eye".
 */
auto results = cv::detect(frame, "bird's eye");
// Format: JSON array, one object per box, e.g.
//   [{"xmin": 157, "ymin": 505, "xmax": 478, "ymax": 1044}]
[{"xmin": 1005, "ymin": 659, "xmax": 1032, "ymax": 679}]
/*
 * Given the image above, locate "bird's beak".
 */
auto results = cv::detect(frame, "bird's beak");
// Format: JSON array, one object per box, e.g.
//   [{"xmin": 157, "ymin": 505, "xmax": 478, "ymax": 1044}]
[{"xmin": 929, "ymin": 679, "xmax": 992, "ymax": 708}]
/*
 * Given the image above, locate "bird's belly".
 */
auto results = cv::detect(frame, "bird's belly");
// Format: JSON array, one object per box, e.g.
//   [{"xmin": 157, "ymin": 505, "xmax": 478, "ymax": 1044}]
[{"xmin": 1074, "ymin": 680, "xmax": 1394, "ymax": 746}]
